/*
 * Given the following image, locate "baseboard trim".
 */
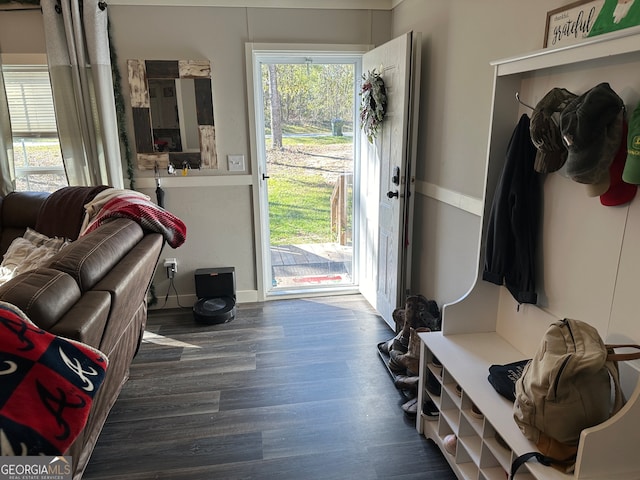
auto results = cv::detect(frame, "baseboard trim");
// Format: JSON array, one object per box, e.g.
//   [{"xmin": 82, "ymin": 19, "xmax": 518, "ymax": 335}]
[{"xmin": 149, "ymin": 289, "xmax": 259, "ymax": 311}]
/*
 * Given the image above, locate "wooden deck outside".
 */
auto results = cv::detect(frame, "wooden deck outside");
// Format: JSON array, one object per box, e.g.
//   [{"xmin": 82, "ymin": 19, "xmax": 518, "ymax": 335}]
[{"xmin": 271, "ymin": 242, "xmax": 353, "ymax": 287}]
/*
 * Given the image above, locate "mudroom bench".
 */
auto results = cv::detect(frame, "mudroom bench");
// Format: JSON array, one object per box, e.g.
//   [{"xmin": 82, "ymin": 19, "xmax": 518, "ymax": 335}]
[
  {"xmin": 415, "ymin": 26, "xmax": 640, "ymax": 480},
  {"xmin": 417, "ymin": 329, "xmax": 640, "ymax": 480}
]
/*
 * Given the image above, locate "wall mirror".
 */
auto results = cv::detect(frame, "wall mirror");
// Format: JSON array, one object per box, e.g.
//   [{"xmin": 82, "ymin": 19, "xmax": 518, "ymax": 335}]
[{"xmin": 127, "ymin": 59, "xmax": 218, "ymax": 170}]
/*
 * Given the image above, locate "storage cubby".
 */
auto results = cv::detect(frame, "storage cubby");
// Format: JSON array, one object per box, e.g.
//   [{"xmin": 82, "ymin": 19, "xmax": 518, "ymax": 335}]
[{"xmin": 416, "ymin": 26, "xmax": 640, "ymax": 480}]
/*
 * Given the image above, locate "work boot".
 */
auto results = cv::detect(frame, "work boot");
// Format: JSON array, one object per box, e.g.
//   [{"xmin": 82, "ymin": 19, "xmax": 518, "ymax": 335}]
[
  {"xmin": 392, "ymin": 306, "xmax": 405, "ymax": 330},
  {"xmin": 405, "ymin": 295, "xmax": 441, "ymax": 331},
  {"xmin": 388, "ymin": 327, "xmax": 429, "ymax": 376},
  {"xmin": 377, "ymin": 323, "xmax": 410, "ymax": 355},
  {"xmin": 393, "ymin": 374, "xmax": 419, "ymax": 393}
]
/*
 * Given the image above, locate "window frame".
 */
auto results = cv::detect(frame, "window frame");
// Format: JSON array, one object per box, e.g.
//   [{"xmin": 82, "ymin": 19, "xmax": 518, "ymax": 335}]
[{"xmin": 2, "ymin": 62, "xmax": 67, "ymax": 192}]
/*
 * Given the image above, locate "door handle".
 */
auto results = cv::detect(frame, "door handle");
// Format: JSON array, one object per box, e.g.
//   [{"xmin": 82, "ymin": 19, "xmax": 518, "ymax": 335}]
[
  {"xmin": 262, "ymin": 173, "xmax": 270, "ymax": 180},
  {"xmin": 387, "ymin": 190, "xmax": 399, "ymax": 199},
  {"xmin": 392, "ymin": 166, "xmax": 400, "ymax": 185}
]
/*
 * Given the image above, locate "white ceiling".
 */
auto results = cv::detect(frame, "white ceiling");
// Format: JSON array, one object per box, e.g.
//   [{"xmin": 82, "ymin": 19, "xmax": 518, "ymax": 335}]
[{"xmin": 108, "ymin": 0, "xmax": 403, "ymax": 9}]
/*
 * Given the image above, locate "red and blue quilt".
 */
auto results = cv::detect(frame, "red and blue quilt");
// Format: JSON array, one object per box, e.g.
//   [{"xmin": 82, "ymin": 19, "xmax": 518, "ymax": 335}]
[{"xmin": 0, "ymin": 302, "xmax": 108, "ymax": 456}]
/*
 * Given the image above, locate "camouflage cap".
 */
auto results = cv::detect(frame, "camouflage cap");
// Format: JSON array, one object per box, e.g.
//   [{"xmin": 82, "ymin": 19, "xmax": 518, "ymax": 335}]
[
  {"xmin": 530, "ymin": 88, "xmax": 577, "ymax": 173},
  {"xmin": 560, "ymin": 82, "xmax": 624, "ymax": 185}
]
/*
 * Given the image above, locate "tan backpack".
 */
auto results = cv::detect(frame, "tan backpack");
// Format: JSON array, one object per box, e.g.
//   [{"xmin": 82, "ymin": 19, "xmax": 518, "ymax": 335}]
[{"xmin": 512, "ymin": 318, "xmax": 640, "ymax": 475}]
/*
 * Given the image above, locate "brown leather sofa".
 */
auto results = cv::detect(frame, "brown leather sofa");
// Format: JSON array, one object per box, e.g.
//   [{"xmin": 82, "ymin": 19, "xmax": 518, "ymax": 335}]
[{"xmin": 0, "ymin": 189, "xmax": 164, "ymax": 479}]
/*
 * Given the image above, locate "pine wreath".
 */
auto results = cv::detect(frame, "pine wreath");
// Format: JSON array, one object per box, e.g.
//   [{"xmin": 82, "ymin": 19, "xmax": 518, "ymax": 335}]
[{"xmin": 360, "ymin": 69, "xmax": 387, "ymax": 143}]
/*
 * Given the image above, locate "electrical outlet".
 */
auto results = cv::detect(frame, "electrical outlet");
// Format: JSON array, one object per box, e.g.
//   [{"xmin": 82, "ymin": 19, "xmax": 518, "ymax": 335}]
[
  {"xmin": 163, "ymin": 258, "xmax": 177, "ymax": 278},
  {"xmin": 228, "ymin": 154, "xmax": 245, "ymax": 172}
]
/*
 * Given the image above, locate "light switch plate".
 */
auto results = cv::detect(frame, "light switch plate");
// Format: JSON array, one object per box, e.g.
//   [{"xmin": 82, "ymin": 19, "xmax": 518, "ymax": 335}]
[{"xmin": 228, "ymin": 154, "xmax": 245, "ymax": 172}]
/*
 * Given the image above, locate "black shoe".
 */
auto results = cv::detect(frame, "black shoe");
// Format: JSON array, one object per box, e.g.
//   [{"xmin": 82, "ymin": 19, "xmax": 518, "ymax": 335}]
[
  {"xmin": 423, "ymin": 399, "xmax": 439, "ymax": 418},
  {"xmin": 426, "ymin": 371, "xmax": 441, "ymax": 396}
]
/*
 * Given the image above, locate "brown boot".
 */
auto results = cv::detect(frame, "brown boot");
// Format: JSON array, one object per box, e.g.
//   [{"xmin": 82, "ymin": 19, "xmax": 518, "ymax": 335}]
[
  {"xmin": 388, "ymin": 327, "xmax": 429, "ymax": 376},
  {"xmin": 393, "ymin": 374, "xmax": 419, "ymax": 393},
  {"xmin": 377, "ymin": 322, "xmax": 410, "ymax": 355},
  {"xmin": 390, "ymin": 322, "xmax": 410, "ymax": 353}
]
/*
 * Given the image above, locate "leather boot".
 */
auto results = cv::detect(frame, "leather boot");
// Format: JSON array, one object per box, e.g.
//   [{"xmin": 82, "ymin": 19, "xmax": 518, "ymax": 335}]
[
  {"xmin": 388, "ymin": 327, "xmax": 429, "ymax": 376},
  {"xmin": 393, "ymin": 374, "xmax": 419, "ymax": 393},
  {"xmin": 377, "ymin": 322, "xmax": 410, "ymax": 355}
]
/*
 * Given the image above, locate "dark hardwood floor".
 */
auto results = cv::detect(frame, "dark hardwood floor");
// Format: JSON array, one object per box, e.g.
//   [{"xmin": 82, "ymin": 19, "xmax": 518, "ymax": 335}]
[{"xmin": 82, "ymin": 294, "xmax": 456, "ymax": 479}]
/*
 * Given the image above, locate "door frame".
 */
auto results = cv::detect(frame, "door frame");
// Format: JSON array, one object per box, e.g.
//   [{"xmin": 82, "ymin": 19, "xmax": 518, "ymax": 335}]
[{"xmin": 245, "ymin": 42, "xmax": 371, "ymax": 301}]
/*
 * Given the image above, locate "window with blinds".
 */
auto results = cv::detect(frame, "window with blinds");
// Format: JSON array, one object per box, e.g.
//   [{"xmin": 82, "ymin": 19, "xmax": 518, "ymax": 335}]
[{"xmin": 2, "ymin": 65, "xmax": 67, "ymax": 192}]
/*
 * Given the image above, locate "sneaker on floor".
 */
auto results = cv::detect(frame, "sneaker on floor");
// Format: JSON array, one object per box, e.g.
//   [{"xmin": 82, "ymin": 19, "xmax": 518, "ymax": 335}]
[{"xmin": 443, "ymin": 434, "xmax": 457, "ymax": 456}]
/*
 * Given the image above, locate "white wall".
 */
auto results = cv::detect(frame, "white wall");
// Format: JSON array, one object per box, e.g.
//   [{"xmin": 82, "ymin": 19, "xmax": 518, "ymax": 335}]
[{"xmin": 391, "ymin": 0, "xmax": 576, "ymax": 306}]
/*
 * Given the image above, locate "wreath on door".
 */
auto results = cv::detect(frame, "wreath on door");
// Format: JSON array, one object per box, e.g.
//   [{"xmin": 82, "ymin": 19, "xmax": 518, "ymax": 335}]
[{"xmin": 360, "ymin": 69, "xmax": 387, "ymax": 143}]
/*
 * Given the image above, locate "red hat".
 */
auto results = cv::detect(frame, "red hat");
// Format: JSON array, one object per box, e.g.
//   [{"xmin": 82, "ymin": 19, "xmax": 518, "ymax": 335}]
[{"xmin": 601, "ymin": 120, "xmax": 637, "ymax": 206}]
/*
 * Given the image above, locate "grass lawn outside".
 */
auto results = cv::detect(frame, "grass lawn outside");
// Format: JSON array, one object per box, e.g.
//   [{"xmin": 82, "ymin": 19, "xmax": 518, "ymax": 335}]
[
  {"xmin": 266, "ymin": 134, "xmax": 353, "ymax": 246},
  {"xmin": 268, "ymin": 173, "xmax": 333, "ymax": 245}
]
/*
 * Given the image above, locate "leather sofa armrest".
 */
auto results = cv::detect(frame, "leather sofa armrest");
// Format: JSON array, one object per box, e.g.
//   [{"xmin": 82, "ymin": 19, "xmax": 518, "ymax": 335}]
[
  {"xmin": 92, "ymin": 233, "xmax": 163, "ymax": 354},
  {"xmin": 0, "ymin": 267, "xmax": 81, "ymax": 330},
  {"xmin": 49, "ymin": 290, "xmax": 111, "ymax": 349},
  {"xmin": 0, "ymin": 191, "xmax": 49, "ymax": 255}
]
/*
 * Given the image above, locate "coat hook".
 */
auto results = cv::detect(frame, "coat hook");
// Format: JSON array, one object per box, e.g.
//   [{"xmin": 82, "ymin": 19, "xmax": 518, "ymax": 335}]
[{"xmin": 515, "ymin": 92, "xmax": 535, "ymax": 111}]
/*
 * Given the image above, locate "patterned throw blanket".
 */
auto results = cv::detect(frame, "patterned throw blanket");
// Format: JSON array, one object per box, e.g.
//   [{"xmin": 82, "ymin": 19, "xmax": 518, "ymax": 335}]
[
  {"xmin": 0, "ymin": 302, "xmax": 108, "ymax": 456},
  {"xmin": 81, "ymin": 191, "xmax": 187, "ymax": 248}
]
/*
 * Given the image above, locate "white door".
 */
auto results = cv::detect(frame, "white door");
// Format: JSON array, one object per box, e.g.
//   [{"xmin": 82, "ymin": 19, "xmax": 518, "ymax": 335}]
[{"xmin": 359, "ymin": 31, "xmax": 421, "ymax": 328}]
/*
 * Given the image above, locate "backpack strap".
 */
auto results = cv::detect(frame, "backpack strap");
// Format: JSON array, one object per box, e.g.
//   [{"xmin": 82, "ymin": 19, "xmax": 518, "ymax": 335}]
[
  {"xmin": 605, "ymin": 344, "xmax": 640, "ymax": 416},
  {"xmin": 606, "ymin": 360, "xmax": 626, "ymax": 415},
  {"xmin": 606, "ymin": 344, "xmax": 640, "ymax": 362},
  {"xmin": 510, "ymin": 451, "xmax": 576, "ymax": 478},
  {"xmin": 510, "ymin": 452, "xmax": 552, "ymax": 478},
  {"xmin": 605, "ymin": 344, "xmax": 640, "ymax": 414}
]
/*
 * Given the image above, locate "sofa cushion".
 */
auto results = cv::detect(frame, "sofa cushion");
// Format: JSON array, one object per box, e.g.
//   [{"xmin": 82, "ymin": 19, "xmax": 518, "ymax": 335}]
[
  {"xmin": 47, "ymin": 219, "xmax": 144, "ymax": 292},
  {"xmin": 0, "ymin": 268, "xmax": 81, "ymax": 330},
  {"xmin": 34, "ymin": 186, "xmax": 108, "ymax": 241}
]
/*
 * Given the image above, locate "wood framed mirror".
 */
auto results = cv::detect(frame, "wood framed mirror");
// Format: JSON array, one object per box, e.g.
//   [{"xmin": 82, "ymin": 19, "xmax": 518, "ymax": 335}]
[{"xmin": 127, "ymin": 59, "xmax": 217, "ymax": 170}]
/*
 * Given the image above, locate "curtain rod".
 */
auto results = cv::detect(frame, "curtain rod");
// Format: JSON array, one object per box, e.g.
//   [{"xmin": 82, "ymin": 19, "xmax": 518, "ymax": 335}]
[{"xmin": 0, "ymin": 7, "xmax": 41, "ymax": 12}]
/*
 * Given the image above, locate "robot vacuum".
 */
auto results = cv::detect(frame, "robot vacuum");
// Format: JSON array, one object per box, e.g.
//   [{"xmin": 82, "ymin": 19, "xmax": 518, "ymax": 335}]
[{"xmin": 193, "ymin": 267, "xmax": 236, "ymax": 324}]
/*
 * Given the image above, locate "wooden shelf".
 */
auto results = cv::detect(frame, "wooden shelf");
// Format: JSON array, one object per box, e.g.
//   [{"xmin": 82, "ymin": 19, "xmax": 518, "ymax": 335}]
[{"xmin": 491, "ymin": 25, "xmax": 640, "ymax": 76}]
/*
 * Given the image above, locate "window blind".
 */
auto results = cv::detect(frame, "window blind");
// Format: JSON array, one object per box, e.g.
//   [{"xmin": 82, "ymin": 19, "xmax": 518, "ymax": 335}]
[{"xmin": 2, "ymin": 66, "xmax": 58, "ymax": 136}]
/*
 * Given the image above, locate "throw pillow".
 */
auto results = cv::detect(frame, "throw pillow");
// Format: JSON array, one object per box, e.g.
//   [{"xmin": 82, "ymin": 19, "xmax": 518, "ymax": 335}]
[{"xmin": 0, "ymin": 228, "xmax": 69, "ymax": 286}]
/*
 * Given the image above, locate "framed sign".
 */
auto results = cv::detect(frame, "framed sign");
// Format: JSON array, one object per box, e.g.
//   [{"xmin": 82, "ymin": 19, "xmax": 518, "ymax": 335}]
[{"xmin": 544, "ymin": 0, "xmax": 605, "ymax": 48}]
